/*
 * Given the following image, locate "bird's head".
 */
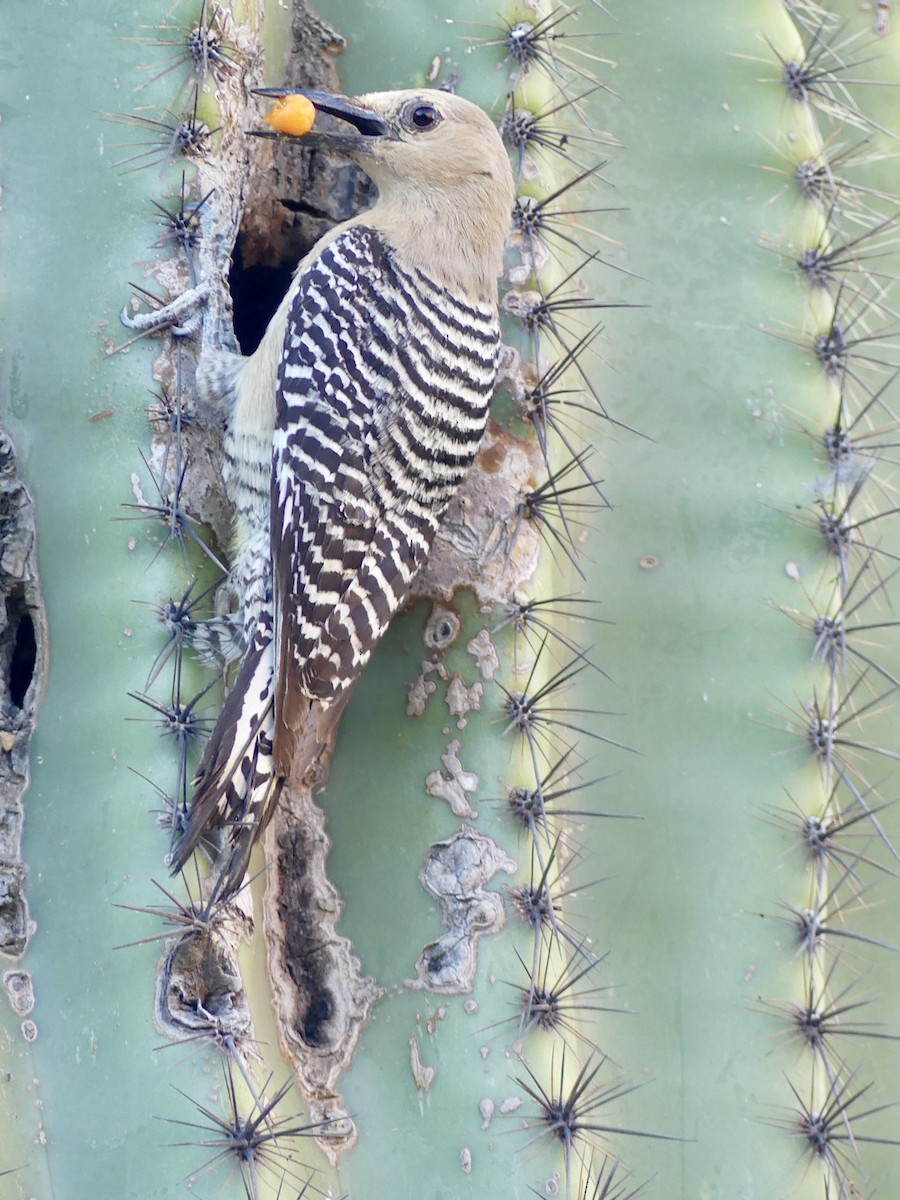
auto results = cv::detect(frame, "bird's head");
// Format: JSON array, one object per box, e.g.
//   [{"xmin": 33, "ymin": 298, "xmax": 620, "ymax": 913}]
[{"xmin": 253, "ymin": 88, "xmax": 515, "ymax": 299}]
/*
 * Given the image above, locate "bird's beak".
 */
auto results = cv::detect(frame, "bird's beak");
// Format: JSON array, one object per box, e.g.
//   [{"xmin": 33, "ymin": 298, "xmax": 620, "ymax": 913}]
[{"xmin": 250, "ymin": 88, "xmax": 392, "ymax": 151}]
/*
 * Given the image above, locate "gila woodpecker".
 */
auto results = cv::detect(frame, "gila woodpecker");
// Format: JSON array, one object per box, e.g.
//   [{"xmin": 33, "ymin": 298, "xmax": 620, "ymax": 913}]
[{"xmin": 168, "ymin": 89, "xmax": 515, "ymax": 897}]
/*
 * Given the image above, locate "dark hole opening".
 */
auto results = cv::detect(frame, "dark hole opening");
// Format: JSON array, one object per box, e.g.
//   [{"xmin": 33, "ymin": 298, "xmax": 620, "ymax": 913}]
[
  {"xmin": 227, "ymin": 156, "xmax": 375, "ymax": 356},
  {"xmin": 301, "ymin": 992, "xmax": 334, "ymax": 1046},
  {"xmin": 228, "ymin": 235, "xmax": 295, "ymax": 356},
  {"xmin": 7, "ymin": 590, "xmax": 37, "ymax": 711}
]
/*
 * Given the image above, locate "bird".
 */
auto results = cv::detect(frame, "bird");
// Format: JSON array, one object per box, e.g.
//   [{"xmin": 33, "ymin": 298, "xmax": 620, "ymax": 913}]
[{"xmin": 167, "ymin": 88, "xmax": 516, "ymax": 899}]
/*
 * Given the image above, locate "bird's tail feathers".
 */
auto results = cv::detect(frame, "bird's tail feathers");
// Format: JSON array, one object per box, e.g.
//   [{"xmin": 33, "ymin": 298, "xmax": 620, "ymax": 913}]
[
  {"xmin": 206, "ymin": 771, "xmax": 285, "ymax": 905},
  {"xmin": 168, "ymin": 638, "xmax": 279, "ymax": 892},
  {"xmin": 170, "ymin": 636, "xmax": 354, "ymax": 902}
]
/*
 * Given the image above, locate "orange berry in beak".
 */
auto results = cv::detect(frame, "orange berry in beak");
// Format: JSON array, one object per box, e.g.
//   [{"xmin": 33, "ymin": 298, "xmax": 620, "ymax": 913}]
[{"xmin": 263, "ymin": 94, "xmax": 316, "ymax": 136}]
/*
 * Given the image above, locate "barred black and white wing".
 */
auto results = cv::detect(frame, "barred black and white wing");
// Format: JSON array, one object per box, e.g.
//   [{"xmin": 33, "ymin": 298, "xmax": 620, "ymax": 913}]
[
  {"xmin": 171, "ymin": 223, "xmax": 501, "ymax": 897},
  {"xmin": 271, "ymin": 225, "xmax": 501, "ymax": 771}
]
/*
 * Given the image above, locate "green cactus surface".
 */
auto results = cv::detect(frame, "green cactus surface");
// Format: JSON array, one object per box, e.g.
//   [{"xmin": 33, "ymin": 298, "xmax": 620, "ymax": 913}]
[{"xmin": 2, "ymin": 1, "xmax": 900, "ymax": 1199}]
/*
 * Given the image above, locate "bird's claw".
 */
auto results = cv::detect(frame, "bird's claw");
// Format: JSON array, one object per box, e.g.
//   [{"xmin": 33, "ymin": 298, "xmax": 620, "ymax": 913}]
[{"xmin": 119, "ymin": 281, "xmax": 212, "ymax": 338}]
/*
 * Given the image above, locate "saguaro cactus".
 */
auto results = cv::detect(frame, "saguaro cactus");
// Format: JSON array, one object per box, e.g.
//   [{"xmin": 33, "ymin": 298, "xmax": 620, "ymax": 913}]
[{"xmin": 3, "ymin": 2, "xmax": 900, "ymax": 1199}]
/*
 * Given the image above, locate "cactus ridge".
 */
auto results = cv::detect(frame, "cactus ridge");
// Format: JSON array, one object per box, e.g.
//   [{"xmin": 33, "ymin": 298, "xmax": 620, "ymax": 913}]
[{"xmin": 755, "ymin": 4, "xmax": 900, "ymax": 1196}]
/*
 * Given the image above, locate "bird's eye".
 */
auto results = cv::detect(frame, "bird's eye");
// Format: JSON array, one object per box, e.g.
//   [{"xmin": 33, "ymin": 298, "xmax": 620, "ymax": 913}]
[{"xmin": 408, "ymin": 103, "xmax": 440, "ymax": 131}]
